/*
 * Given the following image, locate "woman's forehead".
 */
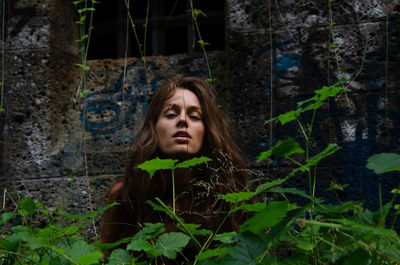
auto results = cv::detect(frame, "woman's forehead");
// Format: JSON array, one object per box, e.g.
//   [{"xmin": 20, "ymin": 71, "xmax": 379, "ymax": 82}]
[{"xmin": 162, "ymin": 88, "xmax": 202, "ymax": 109}]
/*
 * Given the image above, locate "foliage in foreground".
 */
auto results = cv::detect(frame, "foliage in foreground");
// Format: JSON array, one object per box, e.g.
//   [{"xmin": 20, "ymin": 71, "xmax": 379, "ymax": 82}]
[{"xmin": 1, "ymin": 80, "xmax": 400, "ymax": 264}]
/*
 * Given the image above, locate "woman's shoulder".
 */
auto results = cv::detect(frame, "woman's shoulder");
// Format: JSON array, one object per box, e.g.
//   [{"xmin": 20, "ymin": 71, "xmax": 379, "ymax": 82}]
[
  {"xmin": 111, "ymin": 181, "xmax": 123, "ymax": 194},
  {"xmin": 108, "ymin": 181, "xmax": 124, "ymax": 201}
]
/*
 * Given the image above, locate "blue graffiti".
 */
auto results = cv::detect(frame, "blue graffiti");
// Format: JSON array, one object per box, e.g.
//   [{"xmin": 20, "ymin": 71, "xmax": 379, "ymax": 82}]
[{"xmin": 80, "ymin": 62, "xmax": 165, "ymax": 135}]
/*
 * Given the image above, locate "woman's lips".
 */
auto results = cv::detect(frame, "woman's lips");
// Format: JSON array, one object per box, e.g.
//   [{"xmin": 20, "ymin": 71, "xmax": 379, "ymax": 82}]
[{"xmin": 173, "ymin": 131, "xmax": 191, "ymax": 142}]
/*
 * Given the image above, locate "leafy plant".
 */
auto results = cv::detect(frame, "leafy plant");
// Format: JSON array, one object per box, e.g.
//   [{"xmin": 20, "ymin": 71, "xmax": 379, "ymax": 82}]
[
  {"xmin": 0, "ymin": 196, "xmax": 115, "ymax": 265},
  {"xmin": 137, "ymin": 156, "xmax": 212, "ymax": 214}
]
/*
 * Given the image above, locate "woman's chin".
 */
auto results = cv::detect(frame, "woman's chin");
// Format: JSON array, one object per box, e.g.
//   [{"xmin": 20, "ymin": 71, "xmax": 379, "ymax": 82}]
[{"xmin": 161, "ymin": 150, "xmax": 198, "ymax": 160}]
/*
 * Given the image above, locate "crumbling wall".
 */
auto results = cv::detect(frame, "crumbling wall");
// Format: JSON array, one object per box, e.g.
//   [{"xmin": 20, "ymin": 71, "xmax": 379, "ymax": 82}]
[{"xmin": 1, "ymin": 0, "xmax": 399, "ymax": 220}]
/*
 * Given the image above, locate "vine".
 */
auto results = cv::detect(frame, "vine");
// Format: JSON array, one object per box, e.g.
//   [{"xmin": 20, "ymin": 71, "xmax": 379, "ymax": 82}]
[
  {"xmin": 328, "ymin": 0, "xmax": 351, "ymax": 108},
  {"xmin": 73, "ymin": 0, "xmax": 99, "ymax": 236},
  {"xmin": 0, "ymin": 0, "xmax": 5, "ymax": 114},
  {"xmin": 189, "ymin": 0, "xmax": 214, "ymax": 84}
]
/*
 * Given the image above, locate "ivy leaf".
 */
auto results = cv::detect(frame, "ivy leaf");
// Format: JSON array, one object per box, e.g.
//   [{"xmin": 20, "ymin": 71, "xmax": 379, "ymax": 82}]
[
  {"xmin": 241, "ymin": 201, "xmax": 289, "ymax": 234},
  {"xmin": 155, "ymin": 232, "xmax": 190, "ymax": 259},
  {"xmin": 137, "ymin": 157, "xmax": 178, "ymax": 178},
  {"xmin": 218, "ymin": 192, "xmax": 253, "ymax": 203},
  {"xmin": 366, "ymin": 153, "xmax": 400, "ymax": 174},
  {"xmin": 175, "ymin": 156, "xmax": 212, "ymax": 168},
  {"xmin": 107, "ymin": 249, "xmax": 133, "ymax": 265}
]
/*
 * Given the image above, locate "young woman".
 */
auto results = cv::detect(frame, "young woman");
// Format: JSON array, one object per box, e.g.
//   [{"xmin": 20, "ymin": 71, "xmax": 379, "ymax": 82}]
[{"xmin": 101, "ymin": 74, "xmax": 249, "ymax": 260}]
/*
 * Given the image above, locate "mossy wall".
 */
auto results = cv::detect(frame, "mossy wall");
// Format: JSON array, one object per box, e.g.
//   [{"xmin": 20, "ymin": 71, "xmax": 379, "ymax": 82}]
[{"xmin": 1, "ymin": 0, "xmax": 399, "ymax": 219}]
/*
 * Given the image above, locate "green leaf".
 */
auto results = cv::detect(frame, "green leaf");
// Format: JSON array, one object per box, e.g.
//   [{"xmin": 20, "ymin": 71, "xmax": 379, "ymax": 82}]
[
  {"xmin": 192, "ymin": 8, "xmax": 208, "ymax": 17},
  {"xmin": 177, "ymin": 223, "xmax": 212, "ymax": 236},
  {"xmin": 232, "ymin": 202, "xmax": 266, "ymax": 213},
  {"xmin": 241, "ymin": 201, "xmax": 289, "ymax": 234},
  {"xmin": 137, "ymin": 157, "xmax": 178, "ymax": 178},
  {"xmin": 218, "ymin": 192, "xmax": 253, "ymax": 203},
  {"xmin": 64, "ymin": 240, "xmax": 101, "ymax": 264},
  {"xmin": 268, "ymin": 80, "xmax": 345, "ymax": 126},
  {"xmin": 155, "ymin": 232, "xmax": 190, "ymax": 259},
  {"xmin": 306, "ymin": 143, "xmax": 340, "ymax": 166},
  {"xmin": 146, "ymin": 200, "xmax": 168, "ymax": 214},
  {"xmin": 265, "ymin": 202, "xmax": 313, "ymax": 243},
  {"xmin": 392, "ymin": 188, "xmax": 400, "ymax": 194},
  {"xmin": 214, "ymin": 232, "xmax": 238, "ymax": 244},
  {"xmin": 76, "ymin": 252, "xmax": 103, "ymax": 265},
  {"xmin": 270, "ymin": 187, "xmax": 317, "ymax": 201},
  {"xmin": 56, "ymin": 202, "xmax": 118, "ymax": 221},
  {"xmin": 74, "ymin": 34, "xmax": 89, "ymax": 42},
  {"xmin": 0, "ymin": 238, "xmax": 17, "ymax": 251},
  {"xmin": 127, "ymin": 239, "xmax": 161, "ymax": 259},
  {"xmin": 75, "ymin": 63, "xmax": 90, "ymax": 71},
  {"xmin": 0, "ymin": 212, "xmax": 15, "ymax": 226},
  {"xmin": 273, "ymin": 109, "xmax": 302, "ymax": 126},
  {"xmin": 257, "ymin": 138, "xmax": 304, "ymax": 162},
  {"xmin": 107, "ymin": 249, "xmax": 133, "ymax": 265},
  {"xmin": 176, "ymin": 156, "xmax": 212, "ymax": 168},
  {"xmin": 254, "ymin": 177, "xmax": 289, "ymax": 195},
  {"xmin": 78, "ymin": 7, "xmax": 95, "ymax": 13},
  {"xmin": 324, "ymin": 181, "xmax": 349, "ymax": 192},
  {"xmin": 19, "ymin": 197, "xmax": 36, "ymax": 214},
  {"xmin": 335, "ymin": 218, "xmax": 397, "ymax": 238},
  {"xmin": 197, "ymin": 248, "xmax": 229, "ymax": 260},
  {"xmin": 133, "ymin": 222, "xmax": 165, "ymax": 240},
  {"xmin": 337, "ymin": 248, "xmax": 373, "ymax": 265},
  {"xmin": 222, "ymin": 231, "xmax": 265, "ymax": 265},
  {"xmin": 366, "ymin": 153, "xmax": 400, "ymax": 174},
  {"xmin": 197, "ymin": 40, "xmax": 210, "ymax": 47}
]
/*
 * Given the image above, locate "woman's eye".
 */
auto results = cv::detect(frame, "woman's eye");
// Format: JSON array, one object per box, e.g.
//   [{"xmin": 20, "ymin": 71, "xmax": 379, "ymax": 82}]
[
  {"xmin": 166, "ymin": 113, "xmax": 176, "ymax": 118},
  {"xmin": 190, "ymin": 115, "xmax": 201, "ymax": 120}
]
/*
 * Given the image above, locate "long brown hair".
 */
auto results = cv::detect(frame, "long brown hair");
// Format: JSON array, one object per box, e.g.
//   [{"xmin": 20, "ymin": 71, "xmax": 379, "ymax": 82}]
[{"xmin": 101, "ymin": 74, "xmax": 248, "ymax": 246}]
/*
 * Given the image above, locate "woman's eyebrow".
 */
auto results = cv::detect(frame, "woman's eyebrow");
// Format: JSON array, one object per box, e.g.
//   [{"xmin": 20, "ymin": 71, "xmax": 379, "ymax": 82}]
[{"xmin": 187, "ymin": 105, "xmax": 202, "ymax": 113}]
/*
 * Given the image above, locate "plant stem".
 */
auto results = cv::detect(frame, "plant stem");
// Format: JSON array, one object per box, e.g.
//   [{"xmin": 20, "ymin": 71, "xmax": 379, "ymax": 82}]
[{"xmin": 172, "ymin": 169, "xmax": 176, "ymax": 214}]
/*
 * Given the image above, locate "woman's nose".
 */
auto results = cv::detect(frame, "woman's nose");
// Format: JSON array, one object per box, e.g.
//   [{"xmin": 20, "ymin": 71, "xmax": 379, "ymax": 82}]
[{"xmin": 177, "ymin": 111, "xmax": 188, "ymax": 127}]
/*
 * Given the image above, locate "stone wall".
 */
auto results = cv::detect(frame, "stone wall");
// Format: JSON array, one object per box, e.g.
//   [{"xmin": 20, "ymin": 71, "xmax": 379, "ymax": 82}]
[{"xmin": 1, "ymin": 0, "xmax": 399, "ymax": 221}]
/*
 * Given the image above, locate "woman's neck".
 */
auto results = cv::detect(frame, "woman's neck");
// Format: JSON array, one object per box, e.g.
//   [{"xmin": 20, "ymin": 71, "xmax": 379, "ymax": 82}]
[{"xmin": 173, "ymin": 167, "xmax": 192, "ymax": 190}]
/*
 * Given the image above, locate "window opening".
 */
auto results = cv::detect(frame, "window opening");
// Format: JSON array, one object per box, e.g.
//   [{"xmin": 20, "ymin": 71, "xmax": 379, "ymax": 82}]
[{"xmin": 87, "ymin": 0, "xmax": 225, "ymax": 59}]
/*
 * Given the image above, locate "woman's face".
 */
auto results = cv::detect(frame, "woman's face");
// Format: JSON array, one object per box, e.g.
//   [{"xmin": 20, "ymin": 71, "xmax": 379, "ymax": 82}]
[{"xmin": 156, "ymin": 88, "xmax": 205, "ymax": 158}]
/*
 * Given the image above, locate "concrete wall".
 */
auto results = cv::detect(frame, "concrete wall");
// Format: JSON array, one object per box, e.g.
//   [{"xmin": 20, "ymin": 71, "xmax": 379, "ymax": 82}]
[{"xmin": 1, "ymin": 0, "xmax": 399, "ymax": 221}]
